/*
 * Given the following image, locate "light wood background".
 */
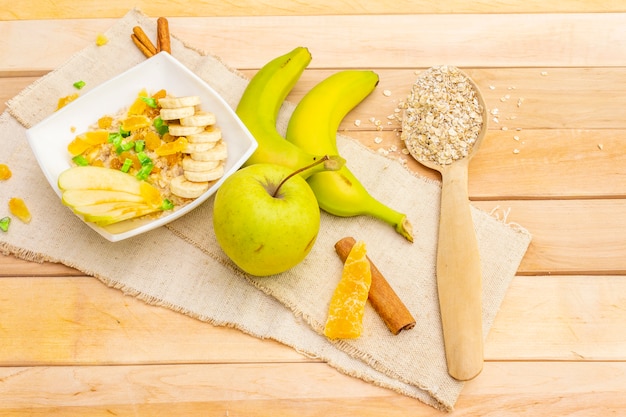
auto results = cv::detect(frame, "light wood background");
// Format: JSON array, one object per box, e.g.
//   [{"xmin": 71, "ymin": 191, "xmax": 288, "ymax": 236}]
[{"xmin": 1, "ymin": 1, "xmax": 625, "ymax": 415}]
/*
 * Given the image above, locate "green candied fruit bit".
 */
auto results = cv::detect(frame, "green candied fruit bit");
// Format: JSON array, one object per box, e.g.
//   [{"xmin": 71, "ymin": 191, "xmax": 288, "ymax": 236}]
[
  {"xmin": 160, "ymin": 199, "xmax": 174, "ymax": 211},
  {"xmin": 134, "ymin": 140, "xmax": 145, "ymax": 153},
  {"xmin": 0, "ymin": 216, "xmax": 10, "ymax": 232},
  {"xmin": 109, "ymin": 132, "xmax": 122, "ymax": 145},
  {"xmin": 120, "ymin": 158, "xmax": 133, "ymax": 173},
  {"xmin": 136, "ymin": 163, "xmax": 153, "ymax": 180},
  {"xmin": 72, "ymin": 155, "xmax": 90, "ymax": 166},
  {"xmin": 119, "ymin": 125, "xmax": 131, "ymax": 138},
  {"xmin": 153, "ymin": 116, "xmax": 169, "ymax": 135},
  {"xmin": 73, "ymin": 80, "xmax": 86, "ymax": 90},
  {"xmin": 140, "ymin": 96, "xmax": 158, "ymax": 108},
  {"xmin": 136, "ymin": 151, "xmax": 152, "ymax": 165}
]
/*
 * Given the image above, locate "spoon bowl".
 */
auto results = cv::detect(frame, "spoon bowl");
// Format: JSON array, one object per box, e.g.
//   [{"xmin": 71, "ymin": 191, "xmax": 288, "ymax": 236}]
[{"xmin": 402, "ymin": 65, "xmax": 487, "ymax": 381}]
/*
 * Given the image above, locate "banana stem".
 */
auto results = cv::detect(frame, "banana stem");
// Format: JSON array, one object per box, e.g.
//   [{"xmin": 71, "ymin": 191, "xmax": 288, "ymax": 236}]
[{"xmin": 366, "ymin": 199, "xmax": 414, "ymax": 243}]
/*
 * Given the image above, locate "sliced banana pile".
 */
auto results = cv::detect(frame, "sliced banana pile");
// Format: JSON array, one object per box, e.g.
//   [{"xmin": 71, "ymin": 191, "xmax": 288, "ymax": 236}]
[{"xmin": 159, "ymin": 95, "xmax": 228, "ymax": 199}]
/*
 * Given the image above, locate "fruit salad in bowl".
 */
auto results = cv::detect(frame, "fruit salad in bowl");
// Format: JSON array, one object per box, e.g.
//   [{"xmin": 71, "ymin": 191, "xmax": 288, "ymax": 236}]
[{"xmin": 26, "ymin": 52, "xmax": 257, "ymax": 242}]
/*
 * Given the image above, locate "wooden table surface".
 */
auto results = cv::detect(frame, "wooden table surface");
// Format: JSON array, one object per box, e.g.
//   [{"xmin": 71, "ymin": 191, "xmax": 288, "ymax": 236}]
[{"xmin": 2, "ymin": 1, "xmax": 626, "ymax": 415}]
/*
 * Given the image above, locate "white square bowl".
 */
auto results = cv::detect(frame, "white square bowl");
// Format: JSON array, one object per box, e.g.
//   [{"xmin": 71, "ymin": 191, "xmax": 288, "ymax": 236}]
[{"xmin": 26, "ymin": 52, "xmax": 257, "ymax": 242}]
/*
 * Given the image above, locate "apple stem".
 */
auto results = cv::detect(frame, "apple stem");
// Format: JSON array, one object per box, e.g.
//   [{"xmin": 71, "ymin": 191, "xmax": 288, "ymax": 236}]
[{"xmin": 273, "ymin": 155, "xmax": 330, "ymax": 198}]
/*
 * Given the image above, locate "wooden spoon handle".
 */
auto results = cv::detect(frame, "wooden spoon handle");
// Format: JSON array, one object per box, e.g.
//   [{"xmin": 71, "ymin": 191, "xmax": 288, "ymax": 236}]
[{"xmin": 437, "ymin": 161, "xmax": 484, "ymax": 381}]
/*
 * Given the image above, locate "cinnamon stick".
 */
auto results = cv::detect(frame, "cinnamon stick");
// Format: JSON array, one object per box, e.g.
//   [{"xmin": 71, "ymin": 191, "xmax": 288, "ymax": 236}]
[
  {"xmin": 335, "ymin": 237, "xmax": 416, "ymax": 335},
  {"xmin": 132, "ymin": 26, "xmax": 157, "ymax": 56},
  {"xmin": 157, "ymin": 17, "xmax": 171, "ymax": 54},
  {"xmin": 131, "ymin": 34, "xmax": 155, "ymax": 58}
]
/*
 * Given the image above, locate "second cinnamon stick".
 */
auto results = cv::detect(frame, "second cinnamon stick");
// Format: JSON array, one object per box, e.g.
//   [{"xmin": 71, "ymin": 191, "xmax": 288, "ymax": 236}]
[{"xmin": 335, "ymin": 237, "xmax": 416, "ymax": 335}]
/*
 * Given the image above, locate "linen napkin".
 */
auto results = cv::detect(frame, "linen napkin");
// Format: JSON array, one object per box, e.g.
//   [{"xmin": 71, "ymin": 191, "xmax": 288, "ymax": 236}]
[{"xmin": 1, "ymin": 9, "xmax": 531, "ymax": 411}]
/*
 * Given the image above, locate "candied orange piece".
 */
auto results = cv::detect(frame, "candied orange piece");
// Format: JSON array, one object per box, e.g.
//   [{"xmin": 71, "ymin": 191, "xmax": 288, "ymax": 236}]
[
  {"xmin": 98, "ymin": 116, "xmax": 113, "ymax": 129},
  {"xmin": 8, "ymin": 197, "xmax": 31, "ymax": 224},
  {"xmin": 128, "ymin": 89, "xmax": 149, "ymax": 116},
  {"xmin": 80, "ymin": 130, "xmax": 109, "ymax": 145},
  {"xmin": 67, "ymin": 136, "xmax": 92, "ymax": 156},
  {"xmin": 0, "ymin": 163, "xmax": 11, "ymax": 180},
  {"xmin": 153, "ymin": 89, "xmax": 167, "ymax": 100},
  {"xmin": 121, "ymin": 115, "xmax": 150, "ymax": 132},
  {"xmin": 155, "ymin": 136, "xmax": 187, "ymax": 156},
  {"xmin": 57, "ymin": 93, "xmax": 79, "ymax": 110},
  {"xmin": 144, "ymin": 131, "xmax": 162, "ymax": 151},
  {"xmin": 140, "ymin": 182, "xmax": 163, "ymax": 208},
  {"xmin": 324, "ymin": 241, "xmax": 372, "ymax": 339}
]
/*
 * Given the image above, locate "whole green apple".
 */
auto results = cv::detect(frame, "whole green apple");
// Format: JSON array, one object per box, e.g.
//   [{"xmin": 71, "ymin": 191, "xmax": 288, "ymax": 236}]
[{"xmin": 213, "ymin": 163, "xmax": 321, "ymax": 276}]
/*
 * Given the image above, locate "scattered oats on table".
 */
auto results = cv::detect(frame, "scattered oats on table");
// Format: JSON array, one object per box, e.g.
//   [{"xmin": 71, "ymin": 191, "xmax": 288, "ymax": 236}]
[{"xmin": 401, "ymin": 65, "xmax": 484, "ymax": 166}]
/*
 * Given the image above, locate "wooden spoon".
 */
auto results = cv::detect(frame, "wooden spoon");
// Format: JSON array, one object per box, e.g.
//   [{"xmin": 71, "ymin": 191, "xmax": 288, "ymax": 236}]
[{"xmin": 402, "ymin": 66, "xmax": 488, "ymax": 381}]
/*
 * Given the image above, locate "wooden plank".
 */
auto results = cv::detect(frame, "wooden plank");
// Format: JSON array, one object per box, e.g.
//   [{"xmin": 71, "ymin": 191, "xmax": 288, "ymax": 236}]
[
  {"xmin": 486, "ymin": 275, "xmax": 626, "ymax": 360},
  {"xmin": 3, "ymin": 200, "xmax": 624, "ymax": 277},
  {"xmin": 1, "ymin": 275, "xmax": 625, "ymax": 365},
  {"xmin": 3, "ymin": 70, "xmax": 626, "ymax": 200},
  {"xmin": 0, "ymin": 277, "xmax": 305, "ymax": 366},
  {"xmin": 347, "ymin": 128, "xmax": 626, "ymax": 199},
  {"xmin": 5, "ymin": 65, "xmax": 626, "ymax": 130},
  {"xmin": 0, "ymin": 361, "xmax": 624, "ymax": 415},
  {"xmin": 474, "ymin": 199, "xmax": 626, "ymax": 274},
  {"xmin": 2, "ymin": 13, "xmax": 626, "ymax": 74},
  {"xmin": 0, "ymin": 254, "xmax": 79, "ymax": 276},
  {"xmin": 2, "ymin": 0, "xmax": 624, "ymax": 20}
]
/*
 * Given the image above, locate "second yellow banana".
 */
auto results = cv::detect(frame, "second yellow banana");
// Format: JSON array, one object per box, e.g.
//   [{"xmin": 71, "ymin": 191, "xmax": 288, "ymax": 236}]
[{"xmin": 286, "ymin": 70, "xmax": 414, "ymax": 242}]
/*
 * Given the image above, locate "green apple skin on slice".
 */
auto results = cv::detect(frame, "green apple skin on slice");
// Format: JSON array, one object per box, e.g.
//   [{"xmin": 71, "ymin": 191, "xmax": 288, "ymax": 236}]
[
  {"xmin": 58, "ymin": 166, "xmax": 145, "ymax": 195},
  {"xmin": 79, "ymin": 204, "xmax": 160, "ymax": 226},
  {"xmin": 72, "ymin": 201, "xmax": 153, "ymax": 216},
  {"xmin": 62, "ymin": 189, "xmax": 145, "ymax": 207}
]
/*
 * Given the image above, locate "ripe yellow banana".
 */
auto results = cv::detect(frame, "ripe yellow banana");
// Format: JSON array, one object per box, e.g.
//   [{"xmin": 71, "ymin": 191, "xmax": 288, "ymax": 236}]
[
  {"xmin": 285, "ymin": 70, "xmax": 414, "ymax": 242},
  {"xmin": 236, "ymin": 46, "xmax": 337, "ymax": 178}
]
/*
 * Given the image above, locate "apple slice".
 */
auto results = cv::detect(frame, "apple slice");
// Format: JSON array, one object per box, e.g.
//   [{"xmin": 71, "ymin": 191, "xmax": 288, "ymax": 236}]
[
  {"xmin": 58, "ymin": 166, "xmax": 146, "ymax": 195},
  {"xmin": 72, "ymin": 201, "xmax": 153, "ymax": 216},
  {"xmin": 62, "ymin": 189, "xmax": 145, "ymax": 207},
  {"xmin": 77, "ymin": 203, "xmax": 160, "ymax": 226}
]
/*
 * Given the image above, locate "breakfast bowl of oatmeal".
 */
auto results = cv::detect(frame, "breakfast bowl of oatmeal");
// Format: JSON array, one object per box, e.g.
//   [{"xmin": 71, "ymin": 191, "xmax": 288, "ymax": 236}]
[{"xmin": 26, "ymin": 52, "xmax": 258, "ymax": 242}]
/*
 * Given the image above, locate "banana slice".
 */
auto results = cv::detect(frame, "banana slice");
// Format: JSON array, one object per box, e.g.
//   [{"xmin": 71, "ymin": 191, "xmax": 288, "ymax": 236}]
[
  {"xmin": 182, "ymin": 141, "xmax": 217, "ymax": 154},
  {"xmin": 180, "ymin": 111, "xmax": 216, "ymax": 127},
  {"xmin": 167, "ymin": 123, "xmax": 205, "ymax": 137},
  {"xmin": 187, "ymin": 126, "xmax": 222, "ymax": 143},
  {"xmin": 170, "ymin": 175, "xmax": 210, "ymax": 198},
  {"xmin": 160, "ymin": 106, "xmax": 195, "ymax": 121},
  {"xmin": 158, "ymin": 96, "xmax": 201, "ymax": 109},
  {"xmin": 183, "ymin": 163, "xmax": 225, "ymax": 182},
  {"xmin": 182, "ymin": 156, "xmax": 221, "ymax": 172},
  {"xmin": 190, "ymin": 141, "xmax": 228, "ymax": 161}
]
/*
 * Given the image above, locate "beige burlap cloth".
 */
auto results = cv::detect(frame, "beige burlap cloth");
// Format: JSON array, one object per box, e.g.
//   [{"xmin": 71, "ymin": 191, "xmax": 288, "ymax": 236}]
[{"xmin": 1, "ymin": 9, "xmax": 531, "ymax": 411}]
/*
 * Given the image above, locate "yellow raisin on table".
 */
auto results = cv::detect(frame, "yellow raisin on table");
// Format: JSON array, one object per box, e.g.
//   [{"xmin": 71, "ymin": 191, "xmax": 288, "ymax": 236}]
[
  {"xmin": 8, "ymin": 197, "xmax": 32, "ymax": 224},
  {"xmin": 0, "ymin": 163, "xmax": 12, "ymax": 180},
  {"xmin": 323, "ymin": 240, "xmax": 372, "ymax": 340}
]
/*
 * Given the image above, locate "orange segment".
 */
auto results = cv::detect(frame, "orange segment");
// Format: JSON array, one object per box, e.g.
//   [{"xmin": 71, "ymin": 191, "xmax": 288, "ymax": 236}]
[{"xmin": 324, "ymin": 240, "xmax": 372, "ymax": 339}]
